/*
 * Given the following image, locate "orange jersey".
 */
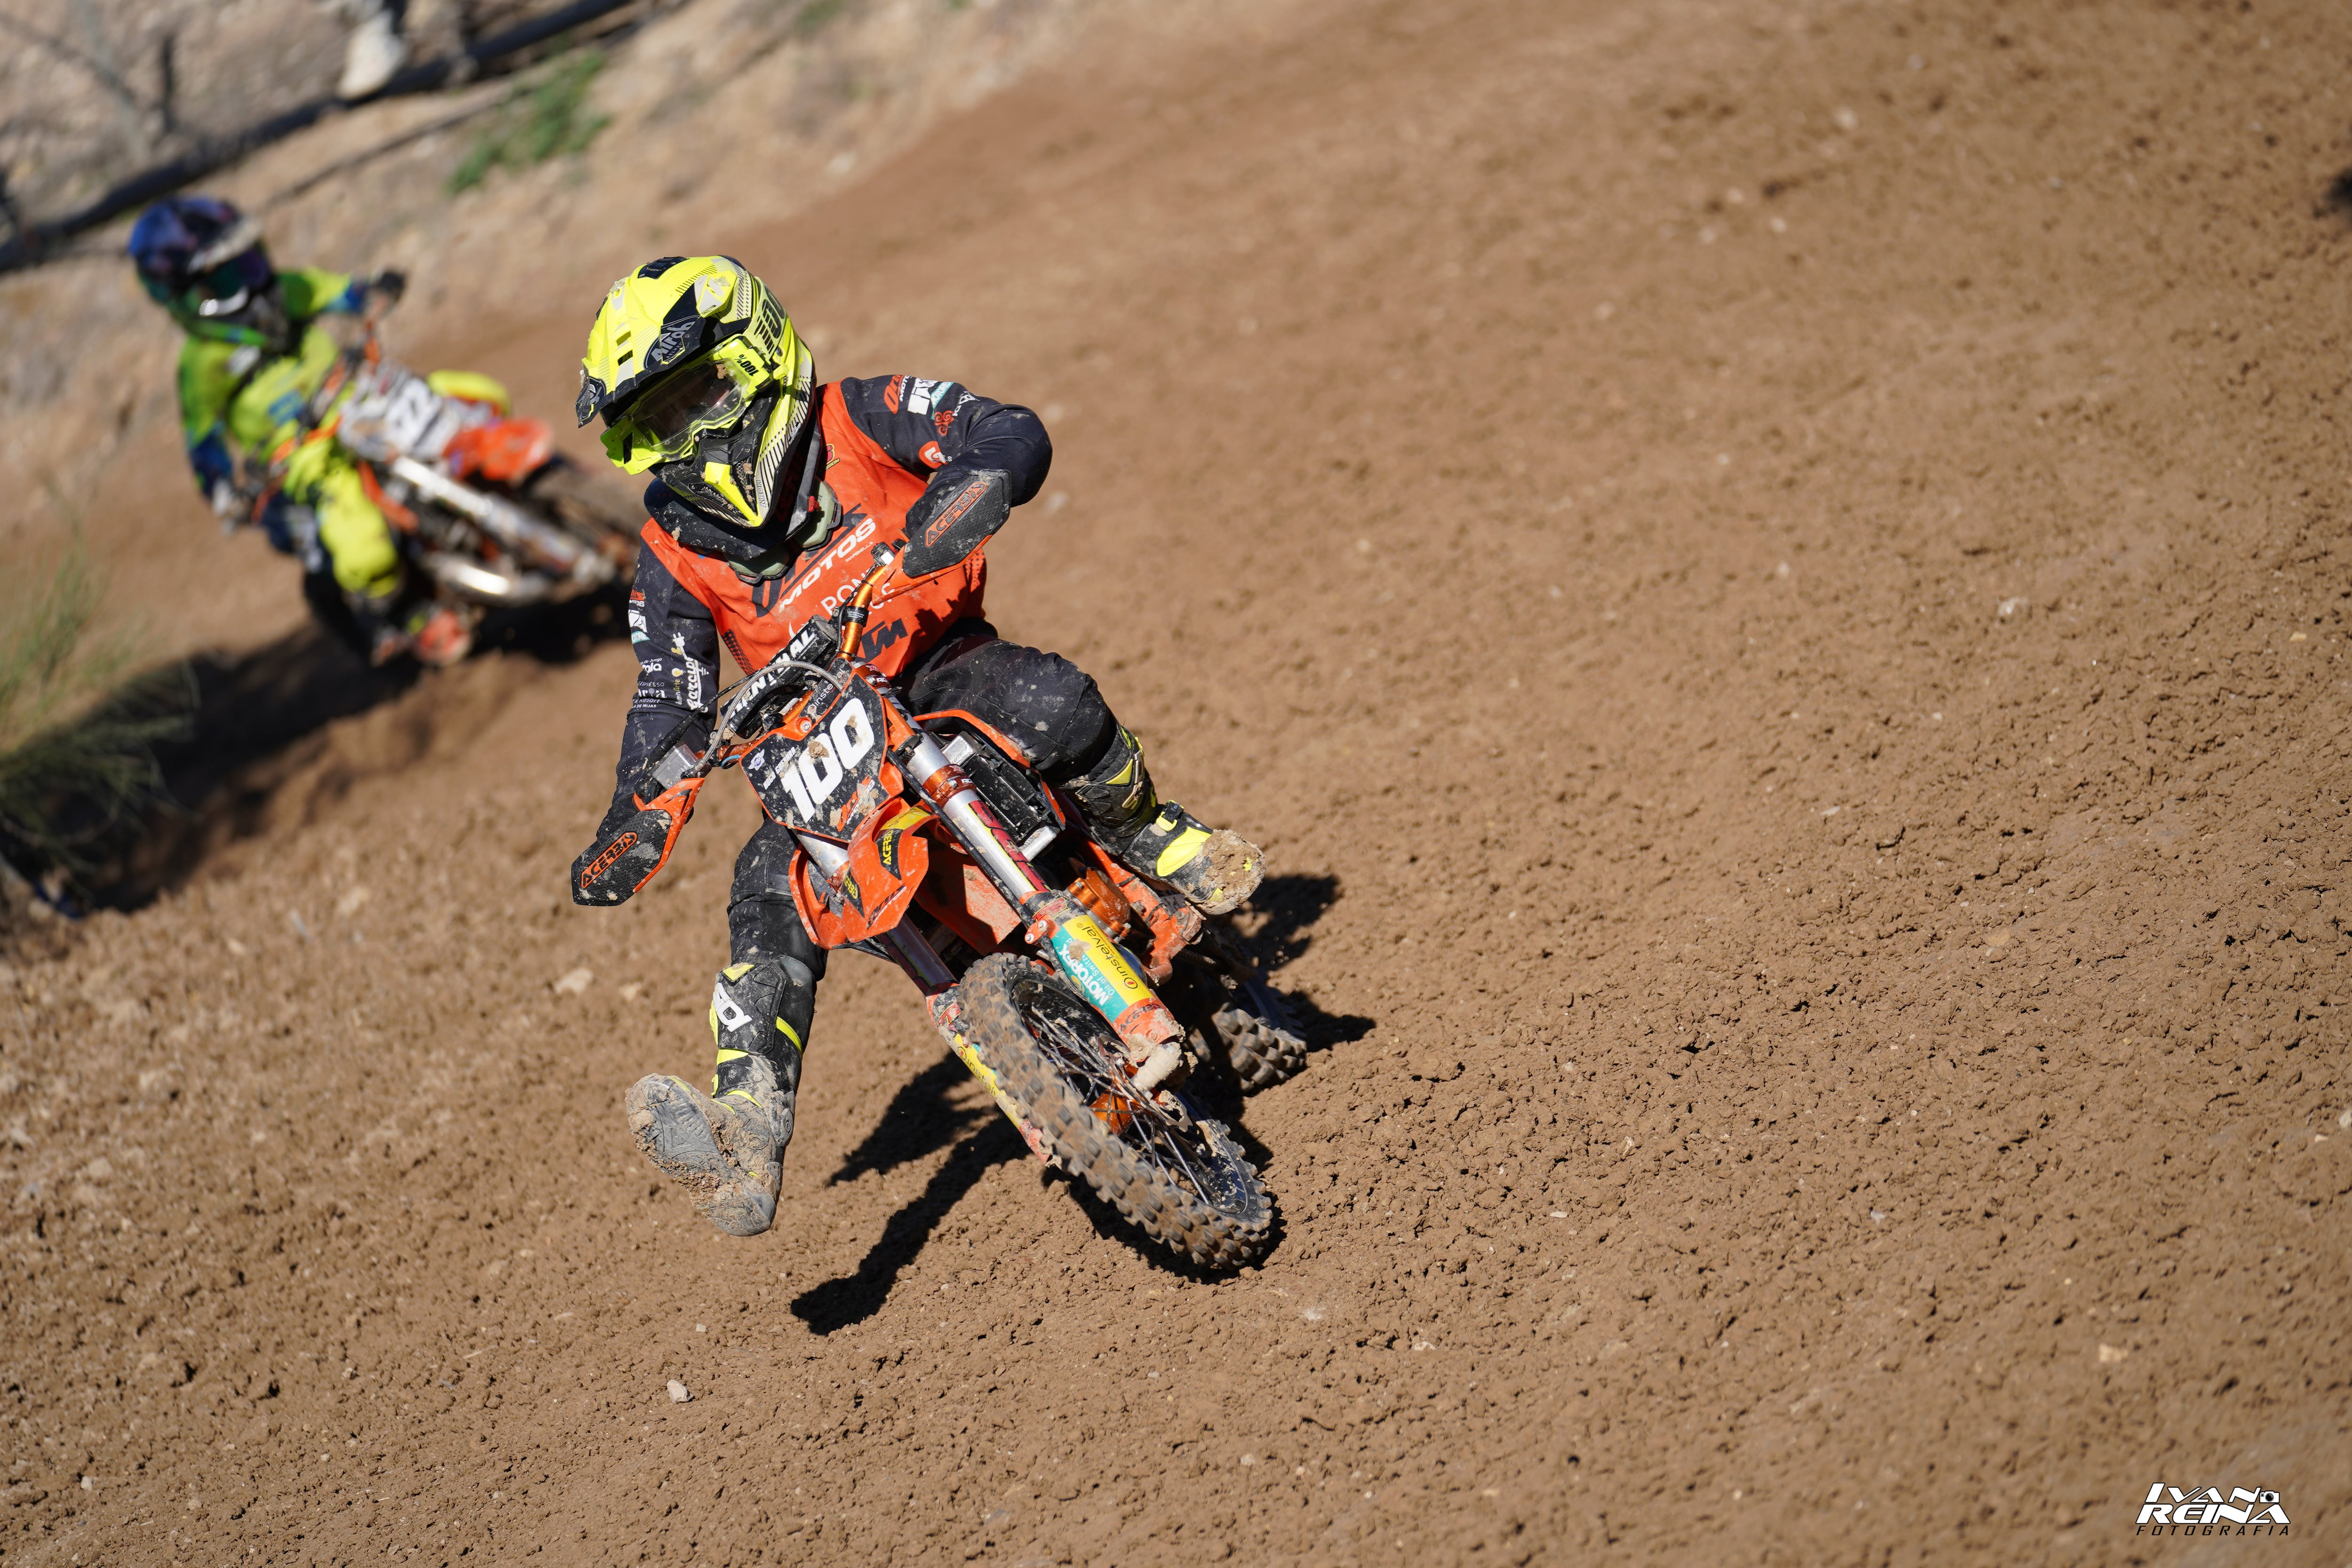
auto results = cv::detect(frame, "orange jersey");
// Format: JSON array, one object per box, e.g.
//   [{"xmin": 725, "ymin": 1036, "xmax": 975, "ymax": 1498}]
[
  {"xmin": 637, "ymin": 383, "xmax": 989, "ymax": 680},
  {"xmin": 607, "ymin": 374, "xmax": 1049, "ymax": 801}
]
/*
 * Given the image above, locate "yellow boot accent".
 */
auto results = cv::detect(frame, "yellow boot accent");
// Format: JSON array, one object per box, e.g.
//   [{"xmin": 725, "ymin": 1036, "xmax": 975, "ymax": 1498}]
[
  {"xmin": 710, "ymin": 1047, "xmax": 751, "ymax": 1096},
  {"xmin": 1154, "ymin": 826, "xmax": 1212, "ymax": 879}
]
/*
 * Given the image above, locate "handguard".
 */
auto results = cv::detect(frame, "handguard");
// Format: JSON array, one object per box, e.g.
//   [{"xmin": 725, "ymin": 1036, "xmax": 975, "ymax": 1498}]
[
  {"xmin": 572, "ymin": 775, "xmax": 706, "ymax": 905},
  {"xmin": 898, "ymin": 469, "xmax": 1011, "ymax": 580}
]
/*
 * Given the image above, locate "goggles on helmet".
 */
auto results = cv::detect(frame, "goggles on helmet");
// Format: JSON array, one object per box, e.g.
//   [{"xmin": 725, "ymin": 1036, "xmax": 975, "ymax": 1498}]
[
  {"xmin": 598, "ymin": 344, "xmax": 762, "ymax": 473},
  {"xmin": 143, "ymin": 249, "xmax": 273, "ymax": 319}
]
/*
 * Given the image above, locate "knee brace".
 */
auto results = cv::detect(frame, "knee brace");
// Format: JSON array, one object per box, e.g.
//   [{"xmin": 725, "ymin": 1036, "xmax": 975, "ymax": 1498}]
[{"xmin": 1064, "ymin": 724, "xmax": 1160, "ymax": 849}]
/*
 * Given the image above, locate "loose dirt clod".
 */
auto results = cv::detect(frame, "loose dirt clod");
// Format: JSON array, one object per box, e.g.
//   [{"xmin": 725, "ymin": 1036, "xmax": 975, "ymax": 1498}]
[{"xmin": 667, "ymin": 1381, "xmax": 690, "ymax": 1404}]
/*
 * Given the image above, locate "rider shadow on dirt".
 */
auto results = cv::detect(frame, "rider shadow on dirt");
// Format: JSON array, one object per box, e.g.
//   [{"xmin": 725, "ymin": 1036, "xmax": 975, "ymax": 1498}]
[{"xmin": 57, "ymin": 582, "xmax": 630, "ymax": 910}]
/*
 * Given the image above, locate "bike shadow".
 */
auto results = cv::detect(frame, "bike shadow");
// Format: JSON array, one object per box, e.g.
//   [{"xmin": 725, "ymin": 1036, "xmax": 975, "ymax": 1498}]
[
  {"xmin": 792, "ymin": 1109, "xmax": 1029, "ymax": 1335},
  {"xmin": 1227, "ymin": 871, "xmax": 1376, "ymax": 1055},
  {"xmin": 823, "ymin": 1054, "xmax": 993, "ymax": 1186},
  {"xmin": 791, "ymin": 1104, "xmax": 1279, "ymax": 1326},
  {"xmin": 67, "ymin": 583, "xmax": 629, "ymax": 909},
  {"xmin": 790, "ymin": 869, "xmax": 1366, "ymax": 1323}
]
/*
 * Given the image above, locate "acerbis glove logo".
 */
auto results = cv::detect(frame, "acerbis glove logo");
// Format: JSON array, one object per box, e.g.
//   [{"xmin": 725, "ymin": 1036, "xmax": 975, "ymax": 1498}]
[
  {"xmin": 582, "ymin": 831, "xmax": 640, "ymax": 886},
  {"xmin": 2135, "ymin": 1484, "xmax": 2289, "ymax": 1536}
]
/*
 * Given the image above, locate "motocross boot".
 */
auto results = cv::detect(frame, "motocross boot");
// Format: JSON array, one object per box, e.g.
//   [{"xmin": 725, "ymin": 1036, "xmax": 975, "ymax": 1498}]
[
  {"xmin": 408, "ymin": 603, "xmax": 475, "ymax": 667},
  {"xmin": 336, "ymin": 0, "xmax": 407, "ymax": 99},
  {"xmin": 350, "ymin": 587, "xmax": 412, "ymax": 667},
  {"xmin": 624, "ymin": 956, "xmax": 815, "ymax": 1238},
  {"xmin": 1065, "ymin": 726, "xmax": 1264, "ymax": 915}
]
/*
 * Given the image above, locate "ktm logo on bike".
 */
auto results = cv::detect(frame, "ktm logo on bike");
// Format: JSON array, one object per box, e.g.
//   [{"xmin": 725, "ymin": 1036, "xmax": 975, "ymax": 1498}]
[
  {"xmin": 583, "ymin": 831, "xmax": 639, "ymax": 885},
  {"xmin": 924, "ymin": 478, "xmax": 987, "ymax": 547},
  {"xmin": 866, "ymin": 619, "xmax": 906, "ymax": 653}
]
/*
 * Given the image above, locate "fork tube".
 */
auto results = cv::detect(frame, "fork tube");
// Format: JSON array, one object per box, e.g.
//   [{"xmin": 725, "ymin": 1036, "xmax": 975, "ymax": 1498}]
[
  {"xmin": 897, "ymin": 734, "xmax": 1055, "ymax": 916},
  {"xmin": 795, "ymin": 825, "xmax": 960, "ymax": 992},
  {"xmin": 881, "ymin": 926, "xmax": 959, "ymax": 994},
  {"xmin": 895, "ymin": 733, "xmax": 1183, "ymax": 1062}
]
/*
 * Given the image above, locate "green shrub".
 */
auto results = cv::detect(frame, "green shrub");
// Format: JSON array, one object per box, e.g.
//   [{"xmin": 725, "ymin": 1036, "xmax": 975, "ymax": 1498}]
[
  {"xmin": 447, "ymin": 46, "xmax": 612, "ymax": 195},
  {"xmin": 0, "ymin": 541, "xmax": 191, "ymax": 883}
]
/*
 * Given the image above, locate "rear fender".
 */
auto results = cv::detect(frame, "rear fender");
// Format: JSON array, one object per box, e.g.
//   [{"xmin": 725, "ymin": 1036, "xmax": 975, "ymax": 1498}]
[{"xmin": 424, "ymin": 368, "xmax": 512, "ymax": 416}]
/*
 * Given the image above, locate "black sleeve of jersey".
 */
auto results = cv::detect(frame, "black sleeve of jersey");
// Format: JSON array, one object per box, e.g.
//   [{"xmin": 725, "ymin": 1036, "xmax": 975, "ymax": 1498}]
[
  {"xmin": 834, "ymin": 375, "xmax": 1052, "ymax": 505},
  {"xmin": 609, "ymin": 547, "xmax": 719, "ymax": 812}
]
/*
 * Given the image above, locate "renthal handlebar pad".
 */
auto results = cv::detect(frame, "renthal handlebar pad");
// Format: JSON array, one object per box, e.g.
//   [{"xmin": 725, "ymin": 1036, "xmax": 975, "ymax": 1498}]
[{"xmin": 571, "ymin": 779, "xmax": 701, "ymax": 906}]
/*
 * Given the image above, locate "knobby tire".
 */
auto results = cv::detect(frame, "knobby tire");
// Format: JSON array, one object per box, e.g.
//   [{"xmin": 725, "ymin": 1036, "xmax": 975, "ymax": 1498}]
[{"xmin": 959, "ymin": 953, "xmax": 1271, "ymax": 1268}]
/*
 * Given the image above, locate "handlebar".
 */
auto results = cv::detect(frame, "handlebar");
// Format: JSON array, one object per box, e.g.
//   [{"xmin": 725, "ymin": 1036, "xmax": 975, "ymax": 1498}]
[
  {"xmin": 687, "ymin": 549, "xmax": 908, "ymax": 780},
  {"xmin": 838, "ymin": 549, "xmax": 901, "ymax": 659}
]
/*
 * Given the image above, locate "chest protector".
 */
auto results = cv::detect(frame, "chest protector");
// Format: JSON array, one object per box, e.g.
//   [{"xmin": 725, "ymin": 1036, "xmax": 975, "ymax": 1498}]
[{"xmin": 638, "ymin": 383, "xmax": 987, "ymax": 680}]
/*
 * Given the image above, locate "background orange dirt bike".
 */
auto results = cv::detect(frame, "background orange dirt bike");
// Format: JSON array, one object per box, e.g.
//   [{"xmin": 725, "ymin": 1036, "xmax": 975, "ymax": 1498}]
[
  {"xmin": 578, "ymin": 515, "xmax": 1306, "ymax": 1266},
  {"xmin": 253, "ymin": 310, "xmax": 643, "ymax": 648}
]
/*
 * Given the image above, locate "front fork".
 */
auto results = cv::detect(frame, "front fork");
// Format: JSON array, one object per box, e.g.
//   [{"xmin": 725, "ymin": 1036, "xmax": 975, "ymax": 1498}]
[{"xmin": 792, "ymin": 724, "xmax": 1187, "ymax": 1091}]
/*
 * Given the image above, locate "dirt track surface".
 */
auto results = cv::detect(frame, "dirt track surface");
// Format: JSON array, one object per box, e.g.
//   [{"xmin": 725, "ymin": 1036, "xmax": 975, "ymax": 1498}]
[{"xmin": 7, "ymin": 0, "xmax": 2352, "ymax": 1562}]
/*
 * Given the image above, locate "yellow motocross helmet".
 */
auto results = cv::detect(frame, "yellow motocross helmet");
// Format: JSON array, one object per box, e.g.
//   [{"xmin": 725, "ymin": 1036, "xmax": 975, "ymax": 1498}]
[{"xmin": 577, "ymin": 255, "xmax": 816, "ymax": 549}]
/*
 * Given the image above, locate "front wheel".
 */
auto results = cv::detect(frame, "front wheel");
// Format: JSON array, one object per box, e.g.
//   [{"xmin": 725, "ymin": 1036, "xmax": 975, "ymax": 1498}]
[
  {"xmin": 523, "ymin": 455, "xmax": 646, "ymax": 542},
  {"xmin": 958, "ymin": 953, "xmax": 1271, "ymax": 1267}
]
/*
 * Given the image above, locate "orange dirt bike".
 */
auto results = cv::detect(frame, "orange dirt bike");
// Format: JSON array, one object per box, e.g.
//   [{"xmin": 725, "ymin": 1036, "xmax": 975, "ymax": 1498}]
[
  {"xmin": 578, "ymin": 508, "xmax": 1305, "ymax": 1266},
  {"xmin": 247, "ymin": 313, "xmax": 641, "ymax": 645}
]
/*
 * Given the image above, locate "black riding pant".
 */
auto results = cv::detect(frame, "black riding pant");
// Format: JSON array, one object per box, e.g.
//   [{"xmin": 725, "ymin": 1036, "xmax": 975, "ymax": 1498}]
[{"xmin": 725, "ymin": 621, "xmax": 1118, "ymax": 978}]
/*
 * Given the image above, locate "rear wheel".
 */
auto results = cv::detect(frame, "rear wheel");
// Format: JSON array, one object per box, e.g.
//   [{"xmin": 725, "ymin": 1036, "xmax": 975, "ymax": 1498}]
[
  {"xmin": 1211, "ymin": 975, "xmax": 1308, "ymax": 1092},
  {"xmin": 958, "ymin": 953, "xmax": 1270, "ymax": 1267},
  {"xmin": 524, "ymin": 456, "xmax": 646, "ymax": 546},
  {"xmin": 1172, "ymin": 952, "xmax": 1309, "ymax": 1093}
]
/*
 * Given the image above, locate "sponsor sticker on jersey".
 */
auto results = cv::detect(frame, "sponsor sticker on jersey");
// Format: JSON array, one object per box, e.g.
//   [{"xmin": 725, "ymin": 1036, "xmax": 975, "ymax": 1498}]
[{"xmin": 919, "ymin": 440, "xmax": 947, "ymax": 468}]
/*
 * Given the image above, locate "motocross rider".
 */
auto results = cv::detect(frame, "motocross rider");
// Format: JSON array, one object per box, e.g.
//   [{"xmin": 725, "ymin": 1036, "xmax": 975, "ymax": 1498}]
[
  {"xmin": 127, "ymin": 194, "xmax": 470, "ymax": 665},
  {"xmin": 569, "ymin": 255, "xmax": 1265, "ymax": 1237}
]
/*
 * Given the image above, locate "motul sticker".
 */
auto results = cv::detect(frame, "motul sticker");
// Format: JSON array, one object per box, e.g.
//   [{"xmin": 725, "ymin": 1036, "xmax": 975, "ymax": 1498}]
[{"xmin": 1050, "ymin": 914, "xmax": 1152, "ymax": 1017}]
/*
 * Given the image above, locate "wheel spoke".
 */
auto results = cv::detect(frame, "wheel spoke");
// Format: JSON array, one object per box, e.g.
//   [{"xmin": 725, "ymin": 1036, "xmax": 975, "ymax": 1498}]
[{"xmin": 1022, "ymin": 982, "xmax": 1243, "ymax": 1215}]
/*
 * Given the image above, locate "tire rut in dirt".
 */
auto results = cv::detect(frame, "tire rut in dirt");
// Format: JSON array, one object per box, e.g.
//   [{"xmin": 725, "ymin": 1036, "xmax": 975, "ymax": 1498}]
[{"xmin": 959, "ymin": 952, "xmax": 1271, "ymax": 1268}]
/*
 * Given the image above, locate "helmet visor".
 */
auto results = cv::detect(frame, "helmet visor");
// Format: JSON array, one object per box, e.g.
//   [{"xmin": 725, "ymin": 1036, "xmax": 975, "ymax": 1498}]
[{"xmin": 608, "ymin": 354, "xmax": 747, "ymax": 460}]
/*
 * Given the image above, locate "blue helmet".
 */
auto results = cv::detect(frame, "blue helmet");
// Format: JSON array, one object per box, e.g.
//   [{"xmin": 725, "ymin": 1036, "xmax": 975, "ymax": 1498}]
[{"xmin": 127, "ymin": 195, "xmax": 285, "ymax": 348}]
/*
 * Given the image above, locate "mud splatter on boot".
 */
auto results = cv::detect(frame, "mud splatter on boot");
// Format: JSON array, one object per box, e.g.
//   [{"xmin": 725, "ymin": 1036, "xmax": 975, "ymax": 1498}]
[
  {"xmin": 1065, "ymin": 726, "xmax": 1265, "ymax": 915},
  {"xmin": 623, "ymin": 958, "xmax": 811, "ymax": 1238}
]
